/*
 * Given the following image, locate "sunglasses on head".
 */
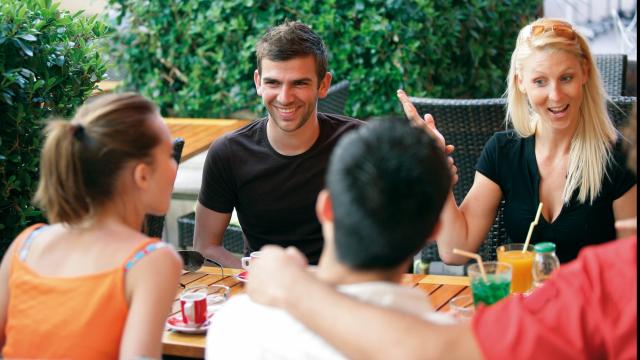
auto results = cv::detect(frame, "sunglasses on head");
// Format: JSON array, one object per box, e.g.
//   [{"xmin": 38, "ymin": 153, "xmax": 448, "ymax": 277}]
[{"xmin": 529, "ymin": 23, "xmax": 577, "ymax": 41}]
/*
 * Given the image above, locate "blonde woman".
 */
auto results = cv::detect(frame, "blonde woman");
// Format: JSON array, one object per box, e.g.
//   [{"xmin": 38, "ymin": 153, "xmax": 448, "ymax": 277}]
[
  {"xmin": 0, "ymin": 94, "xmax": 182, "ymax": 359},
  {"xmin": 399, "ymin": 18, "xmax": 636, "ymax": 263}
]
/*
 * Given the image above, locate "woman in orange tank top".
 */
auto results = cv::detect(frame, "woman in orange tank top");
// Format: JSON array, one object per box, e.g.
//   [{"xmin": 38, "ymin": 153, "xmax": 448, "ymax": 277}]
[{"xmin": 0, "ymin": 93, "xmax": 182, "ymax": 359}]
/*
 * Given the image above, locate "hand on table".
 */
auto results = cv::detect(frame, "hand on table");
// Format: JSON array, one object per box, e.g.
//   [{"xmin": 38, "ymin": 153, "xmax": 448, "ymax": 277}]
[
  {"xmin": 246, "ymin": 245, "xmax": 309, "ymax": 308},
  {"xmin": 397, "ymin": 89, "xmax": 458, "ymax": 186}
]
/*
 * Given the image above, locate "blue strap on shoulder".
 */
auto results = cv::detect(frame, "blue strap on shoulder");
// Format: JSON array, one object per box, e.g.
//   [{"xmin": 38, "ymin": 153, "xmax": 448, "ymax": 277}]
[
  {"xmin": 19, "ymin": 225, "xmax": 49, "ymax": 261},
  {"xmin": 124, "ymin": 242, "xmax": 169, "ymax": 272}
]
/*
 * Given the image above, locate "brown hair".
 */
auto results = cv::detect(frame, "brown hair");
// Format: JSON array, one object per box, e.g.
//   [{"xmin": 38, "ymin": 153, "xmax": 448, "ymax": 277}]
[
  {"xmin": 256, "ymin": 20, "xmax": 328, "ymax": 83},
  {"xmin": 33, "ymin": 93, "xmax": 160, "ymax": 224}
]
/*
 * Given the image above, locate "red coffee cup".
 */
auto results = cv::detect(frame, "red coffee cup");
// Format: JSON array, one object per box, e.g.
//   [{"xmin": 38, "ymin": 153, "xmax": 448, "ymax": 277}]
[{"xmin": 180, "ymin": 291, "xmax": 208, "ymax": 327}]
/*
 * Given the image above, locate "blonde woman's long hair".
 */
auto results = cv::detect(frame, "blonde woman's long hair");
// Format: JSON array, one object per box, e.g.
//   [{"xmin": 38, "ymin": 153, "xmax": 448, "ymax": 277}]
[{"xmin": 505, "ymin": 18, "xmax": 617, "ymax": 204}]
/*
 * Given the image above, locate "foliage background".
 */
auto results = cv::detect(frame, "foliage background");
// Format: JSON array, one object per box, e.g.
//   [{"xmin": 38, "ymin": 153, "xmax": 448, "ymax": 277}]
[
  {"xmin": 0, "ymin": 0, "xmax": 109, "ymax": 254},
  {"xmin": 108, "ymin": 0, "xmax": 540, "ymax": 119}
]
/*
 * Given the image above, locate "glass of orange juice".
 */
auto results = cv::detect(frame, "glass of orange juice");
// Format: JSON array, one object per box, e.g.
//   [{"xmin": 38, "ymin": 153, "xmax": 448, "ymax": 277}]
[{"xmin": 496, "ymin": 243, "xmax": 534, "ymax": 293}]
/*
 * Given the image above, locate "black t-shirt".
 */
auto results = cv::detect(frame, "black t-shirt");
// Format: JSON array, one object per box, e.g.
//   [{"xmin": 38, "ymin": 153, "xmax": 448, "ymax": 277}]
[
  {"xmin": 476, "ymin": 130, "xmax": 636, "ymax": 263},
  {"xmin": 198, "ymin": 113, "xmax": 364, "ymax": 264}
]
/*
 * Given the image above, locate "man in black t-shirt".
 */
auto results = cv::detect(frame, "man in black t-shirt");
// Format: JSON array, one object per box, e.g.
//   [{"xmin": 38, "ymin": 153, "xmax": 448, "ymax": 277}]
[{"xmin": 194, "ymin": 21, "xmax": 363, "ymax": 267}]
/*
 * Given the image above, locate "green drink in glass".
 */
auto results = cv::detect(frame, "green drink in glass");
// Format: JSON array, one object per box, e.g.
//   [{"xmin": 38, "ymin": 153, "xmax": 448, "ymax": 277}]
[{"xmin": 468, "ymin": 261, "xmax": 512, "ymax": 306}]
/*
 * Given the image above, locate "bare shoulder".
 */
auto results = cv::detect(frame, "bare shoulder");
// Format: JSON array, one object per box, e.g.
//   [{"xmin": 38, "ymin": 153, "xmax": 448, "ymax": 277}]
[
  {"xmin": 132, "ymin": 239, "xmax": 182, "ymax": 272},
  {"xmin": 124, "ymin": 238, "xmax": 182, "ymax": 299}
]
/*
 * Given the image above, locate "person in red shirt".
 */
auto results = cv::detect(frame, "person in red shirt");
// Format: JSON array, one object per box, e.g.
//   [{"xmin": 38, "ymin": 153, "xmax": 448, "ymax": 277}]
[{"xmin": 474, "ymin": 236, "xmax": 636, "ymax": 359}]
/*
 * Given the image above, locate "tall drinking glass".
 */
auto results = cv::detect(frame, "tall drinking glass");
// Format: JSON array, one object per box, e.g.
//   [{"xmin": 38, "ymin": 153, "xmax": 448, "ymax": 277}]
[
  {"xmin": 497, "ymin": 243, "xmax": 534, "ymax": 293},
  {"xmin": 468, "ymin": 261, "xmax": 511, "ymax": 306}
]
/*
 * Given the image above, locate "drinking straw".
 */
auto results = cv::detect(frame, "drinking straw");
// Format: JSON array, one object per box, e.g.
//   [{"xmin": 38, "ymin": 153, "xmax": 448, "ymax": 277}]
[
  {"xmin": 522, "ymin": 202, "xmax": 544, "ymax": 253},
  {"xmin": 453, "ymin": 248, "xmax": 487, "ymax": 282}
]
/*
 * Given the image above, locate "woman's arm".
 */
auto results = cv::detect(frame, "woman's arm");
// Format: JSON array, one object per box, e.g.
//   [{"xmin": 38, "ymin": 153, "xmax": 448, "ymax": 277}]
[
  {"xmin": 247, "ymin": 246, "xmax": 482, "ymax": 360},
  {"xmin": 438, "ymin": 172, "xmax": 503, "ymax": 263},
  {"xmin": 613, "ymin": 185, "xmax": 637, "ymax": 238},
  {"xmin": 0, "ymin": 240, "xmax": 18, "ymax": 348},
  {"xmin": 120, "ymin": 246, "xmax": 182, "ymax": 359},
  {"xmin": 396, "ymin": 90, "xmax": 503, "ymax": 264}
]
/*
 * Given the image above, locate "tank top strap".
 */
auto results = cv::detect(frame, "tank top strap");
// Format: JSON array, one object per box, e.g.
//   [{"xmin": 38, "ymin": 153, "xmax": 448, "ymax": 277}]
[
  {"xmin": 123, "ymin": 238, "xmax": 170, "ymax": 273},
  {"xmin": 17, "ymin": 224, "xmax": 49, "ymax": 261}
]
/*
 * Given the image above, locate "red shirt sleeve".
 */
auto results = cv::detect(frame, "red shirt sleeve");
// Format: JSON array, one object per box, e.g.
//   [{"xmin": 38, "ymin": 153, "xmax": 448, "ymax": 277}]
[{"xmin": 472, "ymin": 237, "xmax": 637, "ymax": 360}]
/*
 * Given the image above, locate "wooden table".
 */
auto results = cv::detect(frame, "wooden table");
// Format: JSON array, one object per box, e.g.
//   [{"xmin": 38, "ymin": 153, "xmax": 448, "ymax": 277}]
[
  {"xmin": 162, "ymin": 267, "xmax": 470, "ymax": 359},
  {"xmin": 91, "ymin": 81, "xmax": 252, "ymax": 162},
  {"xmin": 165, "ymin": 118, "xmax": 251, "ymax": 162}
]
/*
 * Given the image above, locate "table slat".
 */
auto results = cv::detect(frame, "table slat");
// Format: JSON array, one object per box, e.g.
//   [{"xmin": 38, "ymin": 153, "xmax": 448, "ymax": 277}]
[
  {"xmin": 422, "ymin": 284, "xmax": 467, "ymax": 311},
  {"xmin": 438, "ymin": 287, "xmax": 473, "ymax": 312}
]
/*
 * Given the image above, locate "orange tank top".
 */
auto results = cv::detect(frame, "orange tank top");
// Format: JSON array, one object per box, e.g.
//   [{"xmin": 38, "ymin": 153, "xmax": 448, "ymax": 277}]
[{"xmin": 2, "ymin": 224, "xmax": 166, "ymax": 359}]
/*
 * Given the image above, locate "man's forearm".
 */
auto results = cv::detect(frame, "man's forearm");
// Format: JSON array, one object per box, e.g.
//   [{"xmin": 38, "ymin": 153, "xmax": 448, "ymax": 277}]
[
  {"xmin": 282, "ymin": 270, "xmax": 480, "ymax": 360},
  {"xmin": 196, "ymin": 243, "xmax": 242, "ymax": 268}
]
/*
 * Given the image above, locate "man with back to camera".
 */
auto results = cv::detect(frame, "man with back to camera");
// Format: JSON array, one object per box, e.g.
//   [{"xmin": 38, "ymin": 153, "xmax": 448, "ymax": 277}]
[
  {"xmin": 206, "ymin": 119, "xmax": 455, "ymax": 359},
  {"xmin": 194, "ymin": 21, "xmax": 364, "ymax": 267}
]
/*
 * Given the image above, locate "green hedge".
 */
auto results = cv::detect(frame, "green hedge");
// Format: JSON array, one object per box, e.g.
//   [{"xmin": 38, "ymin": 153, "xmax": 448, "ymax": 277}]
[
  {"xmin": 108, "ymin": 0, "xmax": 539, "ymax": 119},
  {"xmin": 0, "ymin": 0, "xmax": 109, "ymax": 253}
]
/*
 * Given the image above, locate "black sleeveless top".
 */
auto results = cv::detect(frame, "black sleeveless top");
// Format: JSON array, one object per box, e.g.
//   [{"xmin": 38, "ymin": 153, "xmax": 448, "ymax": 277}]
[{"xmin": 476, "ymin": 130, "xmax": 636, "ymax": 262}]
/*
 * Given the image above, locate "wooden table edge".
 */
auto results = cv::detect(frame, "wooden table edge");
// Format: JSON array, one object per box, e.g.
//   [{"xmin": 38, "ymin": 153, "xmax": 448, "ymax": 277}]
[{"xmin": 418, "ymin": 274, "xmax": 469, "ymax": 286}]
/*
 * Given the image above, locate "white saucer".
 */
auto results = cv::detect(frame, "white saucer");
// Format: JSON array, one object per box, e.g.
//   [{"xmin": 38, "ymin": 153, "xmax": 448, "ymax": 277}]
[
  {"xmin": 166, "ymin": 313, "xmax": 212, "ymax": 334},
  {"xmin": 233, "ymin": 270, "xmax": 248, "ymax": 283}
]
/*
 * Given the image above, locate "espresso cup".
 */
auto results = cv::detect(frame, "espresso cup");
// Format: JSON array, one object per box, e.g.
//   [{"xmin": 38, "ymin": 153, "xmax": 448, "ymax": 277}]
[
  {"xmin": 241, "ymin": 251, "xmax": 262, "ymax": 271},
  {"xmin": 180, "ymin": 289, "xmax": 208, "ymax": 327}
]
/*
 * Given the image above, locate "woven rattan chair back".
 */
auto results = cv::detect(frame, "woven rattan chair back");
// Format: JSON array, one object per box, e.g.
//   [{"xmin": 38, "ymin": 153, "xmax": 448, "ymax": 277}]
[
  {"xmin": 317, "ymin": 80, "xmax": 350, "ymax": 115},
  {"xmin": 410, "ymin": 98, "xmax": 508, "ymax": 262},
  {"xmin": 608, "ymin": 96, "xmax": 636, "ymax": 128},
  {"xmin": 177, "ymin": 212, "xmax": 245, "ymax": 254},
  {"xmin": 595, "ymin": 54, "xmax": 627, "ymax": 96}
]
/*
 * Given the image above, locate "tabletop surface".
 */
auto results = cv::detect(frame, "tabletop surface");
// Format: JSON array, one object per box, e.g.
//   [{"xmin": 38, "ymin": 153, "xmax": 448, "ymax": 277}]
[
  {"xmin": 165, "ymin": 117, "xmax": 251, "ymax": 162},
  {"xmin": 163, "ymin": 267, "xmax": 470, "ymax": 359}
]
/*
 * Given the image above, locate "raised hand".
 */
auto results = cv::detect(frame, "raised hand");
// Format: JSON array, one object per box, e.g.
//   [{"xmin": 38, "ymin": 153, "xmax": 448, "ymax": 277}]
[
  {"xmin": 396, "ymin": 89, "xmax": 449, "ymax": 151},
  {"xmin": 397, "ymin": 89, "xmax": 458, "ymax": 185}
]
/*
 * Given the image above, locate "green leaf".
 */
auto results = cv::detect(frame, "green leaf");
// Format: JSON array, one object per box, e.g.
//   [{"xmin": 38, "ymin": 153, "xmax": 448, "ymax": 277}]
[
  {"xmin": 1, "ymin": 0, "xmax": 109, "ymax": 255},
  {"xmin": 13, "ymin": 39, "xmax": 33, "ymax": 57}
]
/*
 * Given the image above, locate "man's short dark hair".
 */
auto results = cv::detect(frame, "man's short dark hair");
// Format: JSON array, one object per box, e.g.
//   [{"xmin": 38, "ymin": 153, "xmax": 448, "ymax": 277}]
[
  {"xmin": 326, "ymin": 119, "xmax": 451, "ymax": 270},
  {"xmin": 256, "ymin": 20, "xmax": 328, "ymax": 82}
]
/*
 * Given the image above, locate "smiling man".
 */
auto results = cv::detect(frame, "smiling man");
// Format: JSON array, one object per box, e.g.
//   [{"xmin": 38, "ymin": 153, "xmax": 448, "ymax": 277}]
[{"xmin": 194, "ymin": 21, "xmax": 364, "ymax": 267}]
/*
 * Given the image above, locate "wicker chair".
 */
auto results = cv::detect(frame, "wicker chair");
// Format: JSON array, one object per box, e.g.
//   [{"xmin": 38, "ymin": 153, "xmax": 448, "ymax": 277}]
[
  {"xmin": 595, "ymin": 54, "xmax": 627, "ymax": 96},
  {"xmin": 317, "ymin": 80, "xmax": 349, "ymax": 115},
  {"xmin": 144, "ymin": 137, "xmax": 185, "ymax": 238},
  {"xmin": 608, "ymin": 95, "xmax": 637, "ymax": 128},
  {"xmin": 177, "ymin": 212, "xmax": 245, "ymax": 254},
  {"xmin": 410, "ymin": 98, "xmax": 510, "ymax": 266}
]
